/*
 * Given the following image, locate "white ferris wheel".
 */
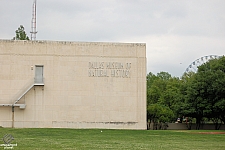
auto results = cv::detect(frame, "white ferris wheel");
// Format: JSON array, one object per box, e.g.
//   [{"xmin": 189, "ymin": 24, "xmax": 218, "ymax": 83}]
[{"xmin": 185, "ymin": 55, "xmax": 221, "ymax": 73}]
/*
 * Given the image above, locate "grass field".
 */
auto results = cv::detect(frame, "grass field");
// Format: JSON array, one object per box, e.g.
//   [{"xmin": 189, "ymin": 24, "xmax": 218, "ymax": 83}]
[{"xmin": 0, "ymin": 128, "xmax": 224, "ymax": 150}]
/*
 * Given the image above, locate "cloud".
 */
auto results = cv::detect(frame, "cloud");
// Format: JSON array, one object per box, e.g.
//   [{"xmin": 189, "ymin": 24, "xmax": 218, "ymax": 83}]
[{"xmin": 0, "ymin": 0, "xmax": 225, "ymax": 77}]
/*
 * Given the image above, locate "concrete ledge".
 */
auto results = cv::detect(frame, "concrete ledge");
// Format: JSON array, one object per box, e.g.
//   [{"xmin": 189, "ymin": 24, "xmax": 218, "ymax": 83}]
[{"xmin": 0, "ymin": 104, "xmax": 13, "ymax": 107}]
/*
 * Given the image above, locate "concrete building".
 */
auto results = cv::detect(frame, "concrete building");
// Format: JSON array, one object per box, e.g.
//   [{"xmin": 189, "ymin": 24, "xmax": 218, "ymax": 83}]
[{"xmin": 0, "ymin": 40, "xmax": 146, "ymax": 129}]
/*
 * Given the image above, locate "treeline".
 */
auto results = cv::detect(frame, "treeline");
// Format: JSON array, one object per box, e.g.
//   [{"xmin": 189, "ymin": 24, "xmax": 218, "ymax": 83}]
[{"xmin": 147, "ymin": 56, "xmax": 225, "ymax": 130}]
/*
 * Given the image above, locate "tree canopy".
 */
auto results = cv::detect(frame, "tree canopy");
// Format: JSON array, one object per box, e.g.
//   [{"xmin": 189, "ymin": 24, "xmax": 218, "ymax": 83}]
[
  {"xmin": 147, "ymin": 72, "xmax": 180, "ymax": 124},
  {"xmin": 147, "ymin": 56, "xmax": 225, "ymax": 130},
  {"xmin": 13, "ymin": 25, "xmax": 30, "ymax": 40},
  {"xmin": 184, "ymin": 56, "xmax": 225, "ymax": 129}
]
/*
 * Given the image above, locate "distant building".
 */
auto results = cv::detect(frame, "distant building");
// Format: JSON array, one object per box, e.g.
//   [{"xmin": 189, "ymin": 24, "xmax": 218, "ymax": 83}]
[{"xmin": 0, "ymin": 40, "xmax": 146, "ymax": 129}]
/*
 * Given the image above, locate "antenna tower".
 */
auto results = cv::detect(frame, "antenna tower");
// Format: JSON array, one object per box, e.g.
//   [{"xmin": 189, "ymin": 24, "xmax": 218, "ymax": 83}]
[{"xmin": 30, "ymin": 0, "xmax": 37, "ymax": 40}]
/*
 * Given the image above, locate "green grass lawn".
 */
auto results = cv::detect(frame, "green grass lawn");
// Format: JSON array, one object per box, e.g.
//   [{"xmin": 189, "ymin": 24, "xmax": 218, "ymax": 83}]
[{"xmin": 0, "ymin": 128, "xmax": 224, "ymax": 150}]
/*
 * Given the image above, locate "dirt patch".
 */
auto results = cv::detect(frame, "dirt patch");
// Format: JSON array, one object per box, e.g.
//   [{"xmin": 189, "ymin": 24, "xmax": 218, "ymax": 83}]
[{"xmin": 197, "ymin": 132, "xmax": 225, "ymax": 134}]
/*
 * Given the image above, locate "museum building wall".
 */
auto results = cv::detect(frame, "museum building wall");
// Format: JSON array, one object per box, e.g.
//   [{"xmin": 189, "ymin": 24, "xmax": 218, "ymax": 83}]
[{"xmin": 0, "ymin": 40, "xmax": 146, "ymax": 129}]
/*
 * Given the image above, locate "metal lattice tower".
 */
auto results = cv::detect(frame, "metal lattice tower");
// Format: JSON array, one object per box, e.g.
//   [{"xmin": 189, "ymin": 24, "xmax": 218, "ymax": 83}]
[{"xmin": 30, "ymin": 0, "xmax": 37, "ymax": 40}]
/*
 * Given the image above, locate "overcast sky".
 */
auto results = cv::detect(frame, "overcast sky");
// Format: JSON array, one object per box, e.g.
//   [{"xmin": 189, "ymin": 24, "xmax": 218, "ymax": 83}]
[{"xmin": 0, "ymin": 0, "xmax": 224, "ymax": 77}]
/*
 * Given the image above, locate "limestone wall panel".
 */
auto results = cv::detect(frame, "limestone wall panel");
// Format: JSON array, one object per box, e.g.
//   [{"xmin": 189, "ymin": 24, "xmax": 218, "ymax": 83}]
[{"xmin": 0, "ymin": 40, "xmax": 146, "ymax": 129}]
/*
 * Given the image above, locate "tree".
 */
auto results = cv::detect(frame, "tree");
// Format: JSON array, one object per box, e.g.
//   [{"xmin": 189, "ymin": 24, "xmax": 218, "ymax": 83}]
[
  {"xmin": 13, "ymin": 25, "xmax": 30, "ymax": 40},
  {"xmin": 147, "ymin": 72, "xmax": 179, "ymax": 129},
  {"xmin": 198, "ymin": 56, "xmax": 225, "ymax": 129},
  {"xmin": 146, "ymin": 57, "xmax": 225, "ymax": 130},
  {"xmin": 158, "ymin": 77, "xmax": 184, "ymax": 120},
  {"xmin": 147, "ymin": 104, "xmax": 174, "ymax": 129},
  {"xmin": 184, "ymin": 76, "xmax": 206, "ymax": 130},
  {"xmin": 147, "ymin": 72, "xmax": 171, "ymax": 105},
  {"xmin": 184, "ymin": 56, "xmax": 225, "ymax": 129},
  {"xmin": 157, "ymin": 72, "xmax": 172, "ymax": 80}
]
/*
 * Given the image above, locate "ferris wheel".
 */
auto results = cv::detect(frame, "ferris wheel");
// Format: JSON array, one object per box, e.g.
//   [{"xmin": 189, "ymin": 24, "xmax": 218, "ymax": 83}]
[{"xmin": 185, "ymin": 55, "xmax": 221, "ymax": 73}]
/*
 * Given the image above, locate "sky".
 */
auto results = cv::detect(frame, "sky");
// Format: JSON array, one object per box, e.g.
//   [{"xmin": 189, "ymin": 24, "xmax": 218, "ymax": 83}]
[{"xmin": 0, "ymin": 0, "xmax": 224, "ymax": 77}]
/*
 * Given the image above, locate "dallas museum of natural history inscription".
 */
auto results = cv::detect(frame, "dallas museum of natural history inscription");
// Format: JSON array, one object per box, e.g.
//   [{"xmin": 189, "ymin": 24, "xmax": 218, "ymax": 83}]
[{"xmin": 88, "ymin": 62, "xmax": 131, "ymax": 78}]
